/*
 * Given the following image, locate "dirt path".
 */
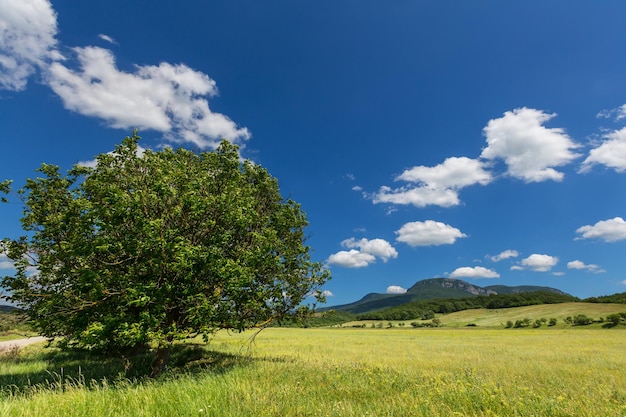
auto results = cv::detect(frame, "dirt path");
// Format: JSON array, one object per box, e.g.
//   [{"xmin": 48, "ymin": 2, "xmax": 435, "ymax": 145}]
[{"xmin": 0, "ymin": 336, "xmax": 47, "ymax": 350}]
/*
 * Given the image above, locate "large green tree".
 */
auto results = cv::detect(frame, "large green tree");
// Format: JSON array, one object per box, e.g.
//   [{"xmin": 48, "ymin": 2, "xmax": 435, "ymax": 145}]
[{"xmin": 1, "ymin": 132, "xmax": 329, "ymax": 375}]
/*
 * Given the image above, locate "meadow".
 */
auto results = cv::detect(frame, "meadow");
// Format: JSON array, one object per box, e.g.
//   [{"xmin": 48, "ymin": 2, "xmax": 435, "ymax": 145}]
[{"xmin": 1, "ymin": 324, "xmax": 626, "ymax": 416}]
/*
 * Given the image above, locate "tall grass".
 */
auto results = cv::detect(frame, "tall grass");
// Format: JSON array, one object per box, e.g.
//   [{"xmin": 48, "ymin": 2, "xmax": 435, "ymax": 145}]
[{"xmin": 2, "ymin": 327, "xmax": 626, "ymax": 416}]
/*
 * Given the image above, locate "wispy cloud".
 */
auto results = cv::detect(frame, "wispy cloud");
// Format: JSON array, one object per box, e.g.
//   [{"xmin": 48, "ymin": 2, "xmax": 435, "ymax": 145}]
[
  {"xmin": 98, "ymin": 34, "xmax": 117, "ymax": 45},
  {"xmin": 481, "ymin": 107, "xmax": 581, "ymax": 182},
  {"xmin": 489, "ymin": 249, "xmax": 519, "ymax": 262},
  {"xmin": 567, "ymin": 260, "xmax": 605, "ymax": 273}
]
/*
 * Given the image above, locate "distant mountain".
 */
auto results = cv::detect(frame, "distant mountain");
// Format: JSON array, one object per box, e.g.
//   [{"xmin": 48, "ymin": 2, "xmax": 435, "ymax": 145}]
[
  {"xmin": 0, "ymin": 305, "xmax": 16, "ymax": 313},
  {"xmin": 324, "ymin": 278, "xmax": 567, "ymax": 315}
]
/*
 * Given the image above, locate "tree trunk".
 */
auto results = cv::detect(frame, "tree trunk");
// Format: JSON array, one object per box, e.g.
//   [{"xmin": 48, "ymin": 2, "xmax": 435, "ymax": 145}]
[{"xmin": 150, "ymin": 344, "xmax": 171, "ymax": 377}]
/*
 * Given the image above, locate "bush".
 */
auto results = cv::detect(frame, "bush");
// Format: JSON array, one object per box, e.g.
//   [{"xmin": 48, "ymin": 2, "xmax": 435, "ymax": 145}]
[{"xmin": 572, "ymin": 314, "xmax": 593, "ymax": 326}]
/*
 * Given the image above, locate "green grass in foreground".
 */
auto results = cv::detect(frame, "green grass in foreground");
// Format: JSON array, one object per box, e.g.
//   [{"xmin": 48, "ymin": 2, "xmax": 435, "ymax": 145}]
[{"xmin": 1, "ymin": 327, "xmax": 626, "ymax": 416}]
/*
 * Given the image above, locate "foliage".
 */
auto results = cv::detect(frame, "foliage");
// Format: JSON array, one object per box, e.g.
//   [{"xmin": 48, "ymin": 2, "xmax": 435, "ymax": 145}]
[
  {"xmin": 0, "ymin": 310, "xmax": 28, "ymax": 333},
  {"xmin": 274, "ymin": 310, "xmax": 356, "ymax": 328},
  {"xmin": 1, "ymin": 132, "xmax": 329, "ymax": 375},
  {"xmin": 584, "ymin": 292, "xmax": 626, "ymax": 304},
  {"xmin": 564, "ymin": 314, "xmax": 594, "ymax": 326},
  {"xmin": 604, "ymin": 312, "xmax": 626, "ymax": 327}
]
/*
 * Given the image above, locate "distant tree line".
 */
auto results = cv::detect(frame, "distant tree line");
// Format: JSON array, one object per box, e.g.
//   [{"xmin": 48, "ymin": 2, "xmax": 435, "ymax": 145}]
[
  {"xmin": 355, "ymin": 291, "xmax": 579, "ymax": 321},
  {"xmin": 583, "ymin": 292, "xmax": 626, "ymax": 304}
]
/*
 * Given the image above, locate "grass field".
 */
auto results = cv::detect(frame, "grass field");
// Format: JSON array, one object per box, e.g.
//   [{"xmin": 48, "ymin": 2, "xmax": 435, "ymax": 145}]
[{"xmin": 1, "ymin": 325, "xmax": 626, "ymax": 416}]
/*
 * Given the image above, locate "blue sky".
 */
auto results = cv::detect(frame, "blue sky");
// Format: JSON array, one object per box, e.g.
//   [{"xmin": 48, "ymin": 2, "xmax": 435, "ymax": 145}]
[{"xmin": 2, "ymin": 1, "xmax": 626, "ymax": 306}]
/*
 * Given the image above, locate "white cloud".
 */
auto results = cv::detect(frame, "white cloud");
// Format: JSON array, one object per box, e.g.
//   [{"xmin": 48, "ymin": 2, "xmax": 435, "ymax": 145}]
[
  {"xmin": 567, "ymin": 260, "xmax": 605, "ymax": 273},
  {"xmin": 396, "ymin": 157, "xmax": 492, "ymax": 188},
  {"xmin": 395, "ymin": 220, "xmax": 467, "ymax": 247},
  {"xmin": 386, "ymin": 285, "xmax": 407, "ymax": 294},
  {"xmin": 47, "ymin": 46, "xmax": 250, "ymax": 149},
  {"xmin": 0, "ymin": 0, "xmax": 59, "ymax": 91},
  {"xmin": 341, "ymin": 238, "xmax": 398, "ymax": 262},
  {"xmin": 327, "ymin": 250, "xmax": 376, "ymax": 268},
  {"xmin": 98, "ymin": 34, "xmax": 117, "ymax": 45},
  {"xmin": 513, "ymin": 254, "xmax": 558, "ymax": 272},
  {"xmin": 372, "ymin": 157, "xmax": 492, "ymax": 208},
  {"xmin": 322, "ymin": 290, "xmax": 333, "ymax": 297},
  {"xmin": 621, "ymin": 279, "xmax": 626, "ymax": 286},
  {"xmin": 490, "ymin": 249, "xmax": 519, "ymax": 262},
  {"xmin": 481, "ymin": 107, "xmax": 581, "ymax": 182},
  {"xmin": 327, "ymin": 237, "xmax": 397, "ymax": 268},
  {"xmin": 581, "ymin": 127, "xmax": 626, "ymax": 173},
  {"xmin": 449, "ymin": 266, "xmax": 500, "ymax": 279},
  {"xmin": 566, "ymin": 260, "xmax": 586, "ymax": 269},
  {"xmin": 373, "ymin": 185, "xmax": 461, "ymax": 208},
  {"xmin": 576, "ymin": 217, "xmax": 626, "ymax": 242}
]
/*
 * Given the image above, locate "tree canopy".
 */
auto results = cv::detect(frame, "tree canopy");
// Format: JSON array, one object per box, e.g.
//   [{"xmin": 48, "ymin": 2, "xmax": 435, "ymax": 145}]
[{"xmin": 1, "ymin": 132, "xmax": 330, "ymax": 375}]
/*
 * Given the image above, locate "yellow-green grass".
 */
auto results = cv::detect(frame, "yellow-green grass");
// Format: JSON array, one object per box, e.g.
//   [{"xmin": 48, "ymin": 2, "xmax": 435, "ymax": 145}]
[
  {"xmin": 2, "ymin": 327, "xmax": 626, "ymax": 416},
  {"xmin": 442, "ymin": 302, "xmax": 626, "ymax": 327}
]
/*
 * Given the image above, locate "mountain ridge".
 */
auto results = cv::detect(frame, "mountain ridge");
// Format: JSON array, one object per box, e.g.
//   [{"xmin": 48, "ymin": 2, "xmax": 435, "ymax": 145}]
[{"xmin": 324, "ymin": 278, "xmax": 568, "ymax": 314}]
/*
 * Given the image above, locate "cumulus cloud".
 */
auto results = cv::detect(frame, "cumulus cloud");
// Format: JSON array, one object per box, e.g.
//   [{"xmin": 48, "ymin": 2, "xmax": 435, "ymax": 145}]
[
  {"xmin": 512, "ymin": 254, "xmax": 558, "ymax": 272},
  {"xmin": 0, "ymin": 0, "xmax": 59, "ymax": 91},
  {"xmin": 386, "ymin": 285, "xmax": 407, "ymax": 294},
  {"xmin": 327, "ymin": 237, "xmax": 397, "ymax": 268},
  {"xmin": 321, "ymin": 290, "xmax": 333, "ymax": 297},
  {"xmin": 47, "ymin": 47, "xmax": 250, "ymax": 148},
  {"xmin": 567, "ymin": 260, "xmax": 605, "ymax": 273},
  {"xmin": 341, "ymin": 238, "xmax": 398, "ymax": 262},
  {"xmin": 0, "ymin": 0, "xmax": 250, "ymax": 149},
  {"xmin": 481, "ymin": 107, "xmax": 581, "ymax": 182},
  {"xmin": 449, "ymin": 266, "xmax": 500, "ymax": 279},
  {"xmin": 326, "ymin": 250, "xmax": 375, "ymax": 268},
  {"xmin": 575, "ymin": 217, "xmax": 626, "ymax": 242},
  {"xmin": 395, "ymin": 220, "xmax": 467, "ymax": 247},
  {"xmin": 490, "ymin": 249, "xmax": 519, "ymax": 262},
  {"xmin": 372, "ymin": 157, "xmax": 492, "ymax": 208},
  {"xmin": 580, "ymin": 127, "xmax": 626, "ymax": 173}
]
